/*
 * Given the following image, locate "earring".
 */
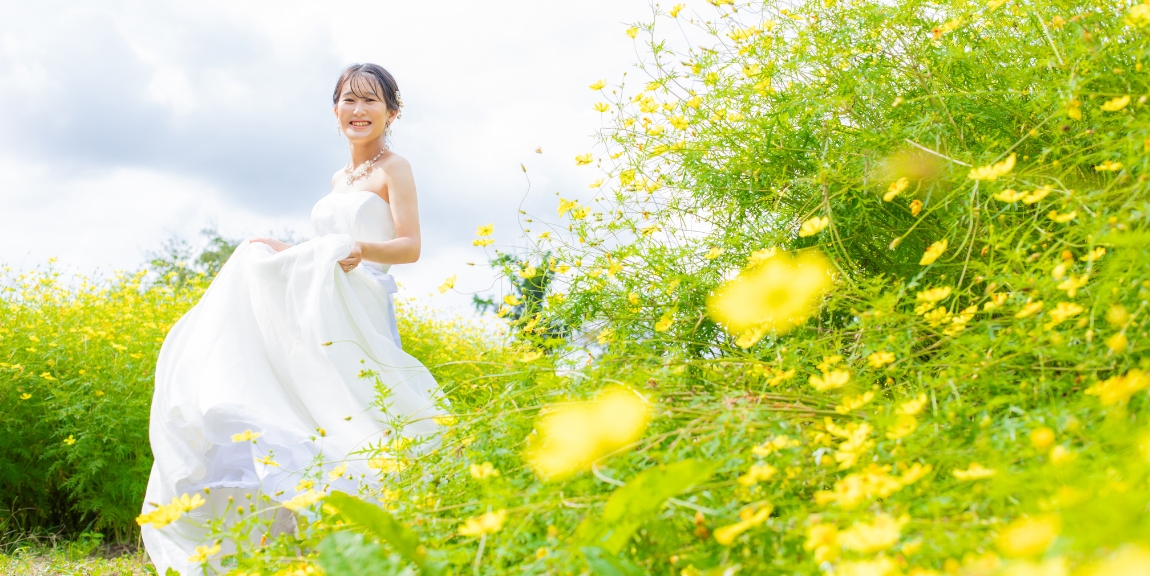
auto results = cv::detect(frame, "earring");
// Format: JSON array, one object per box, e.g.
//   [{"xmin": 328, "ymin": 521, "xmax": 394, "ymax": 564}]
[
  {"xmin": 335, "ymin": 122, "xmax": 343, "ymax": 135},
  {"xmin": 385, "ymin": 121, "xmax": 393, "ymax": 137}
]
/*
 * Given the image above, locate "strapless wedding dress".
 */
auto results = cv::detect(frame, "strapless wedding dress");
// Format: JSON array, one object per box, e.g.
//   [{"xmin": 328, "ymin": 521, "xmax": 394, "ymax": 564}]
[{"xmin": 140, "ymin": 189, "xmax": 446, "ymax": 574}]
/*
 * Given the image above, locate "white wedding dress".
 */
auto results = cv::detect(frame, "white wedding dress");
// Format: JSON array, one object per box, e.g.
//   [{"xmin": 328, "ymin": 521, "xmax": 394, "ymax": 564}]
[{"xmin": 140, "ymin": 188, "xmax": 446, "ymax": 575}]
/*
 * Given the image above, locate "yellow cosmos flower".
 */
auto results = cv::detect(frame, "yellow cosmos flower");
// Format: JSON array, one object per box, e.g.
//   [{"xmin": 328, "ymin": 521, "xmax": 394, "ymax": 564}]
[
  {"xmin": 458, "ymin": 510, "xmax": 507, "ymax": 536},
  {"xmin": 1057, "ymin": 274, "xmax": 1088, "ymax": 297},
  {"xmin": 625, "ymin": 26, "xmax": 639, "ymax": 39},
  {"xmin": 714, "ymin": 504, "xmax": 773, "ymax": 546},
  {"xmin": 231, "ymin": 429, "xmax": 263, "ymax": 442},
  {"xmin": 884, "ymin": 177, "xmax": 909, "ymax": 202},
  {"xmin": 798, "ymin": 215, "xmax": 830, "ymax": 237},
  {"xmin": 368, "ymin": 458, "xmax": 406, "ymax": 473},
  {"xmin": 472, "ymin": 238, "xmax": 494, "ymax": 247},
  {"xmin": 1106, "ymin": 332, "xmax": 1129, "ymax": 354},
  {"xmin": 707, "ymin": 250, "xmax": 833, "ymax": 344},
  {"xmin": 993, "ymin": 188, "xmax": 1027, "ymax": 202},
  {"xmin": 898, "ymin": 394, "xmax": 928, "ymax": 416},
  {"xmin": 952, "ymin": 463, "xmax": 996, "ymax": 480},
  {"xmin": 669, "ymin": 115, "xmax": 689, "ymax": 129},
  {"xmin": 804, "ymin": 523, "xmax": 840, "ymax": 563},
  {"xmin": 63, "ymin": 434, "xmax": 76, "ymax": 446},
  {"xmin": 654, "ymin": 310, "xmax": 674, "ymax": 332},
  {"xmin": 575, "ymin": 153, "xmax": 594, "ymax": 166},
  {"xmin": 916, "ymin": 286, "xmax": 952, "ymax": 304},
  {"xmin": 670, "ymin": 3, "xmax": 685, "ymax": 17},
  {"xmin": 909, "ymin": 199, "xmax": 923, "ymax": 216},
  {"xmin": 1066, "ymin": 99, "xmax": 1083, "ymax": 120},
  {"xmin": 1101, "ymin": 95, "xmax": 1131, "ymax": 112},
  {"xmin": 1022, "ymin": 185, "xmax": 1052, "ymax": 204},
  {"xmin": 525, "ymin": 386, "xmax": 651, "ymax": 480},
  {"xmin": 968, "ymin": 154, "xmax": 1016, "ymax": 181},
  {"xmin": 746, "ymin": 247, "xmax": 778, "ymax": 268},
  {"xmin": 827, "ymin": 420, "xmax": 875, "ymax": 470},
  {"xmin": 836, "ymin": 391, "xmax": 875, "ymax": 414},
  {"xmin": 476, "ymin": 223, "xmax": 494, "ymax": 237},
  {"xmin": 1080, "ymin": 247, "xmax": 1106, "ymax": 262},
  {"xmin": 592, "ymin": 102, "xmax": 609, "ymax": 113},
  {"xmin": 437, "ymin": 275, "xmax": 456, "ymax": 294},
  {"xmin": 919, "ymin": 239, "xmax": 948, "ymax": 265},
  {"xmin": 1095, "ymin": 160, "xmax": 1123, "ymax": 172},
  {"xmin": 997, "ymin": 515, "xmax": 1060, "ymax": 558},
  {"xmin": 838, "ymin": 513, "xmax": 909, "ymax": 554},
  {"xmin": 328, "ymin": 462, "xmax": 348, "ymax": 480},
  {"xmin": 1047, "ymin": 210, "xmax": 1076, "ymax": 223},
  {"xmin": 295, "ymin": 479, "xmax": 315, "ymax": 491},
  {"xmin": 705, "ymin": 246, "xmax": 724, "ymax": 259},
  {"xmin": 737, "ymin": 463, "xmax": 778, "ymax": 486},
  {"xmin": 503, "ymin": 294, "xmax": 521, "ymax": 306},
  {"xmin": 39, "ymin": 372, "xmax": 56, "ymax": 381},
  {"xmin": 588, "ymin": 178, "xmax": 604, "ymax": 188},
  {"xmin": 19, "ymin": 393, "xmax": 31, "ymax": 400},
  {"xmin": 469, "ymin": 461, "xmax": 500, "ymax": 479},
  {"xmin": 886, "ymin": 414, "xmax": 918, "ymax": 440},
  {"xmin": 1085, "ymin": 369, "xmax": 1150, "ymax": 405},
  {"xmin": 283, "ymin": 489, "xmax": 325, "ymax": 512},
  {"xmin": 685, "ymin": 96, "xmax": 702, "ymax": 109},
  {"xmin": 1029, "ymin": 427, "xmax": 1055, "ymax": 451},
  {"xmin": 1044, "ymin": 302, "xmax": 1083, "ymax": 329},
  {"xmin": 256, "ymin": 455, "xmax": 280, "ymax": 468},
  {"xmin": 810, "ymin": 369, "xmax": 851, "ymax": 391},
  {"xmin": 1015, "ymin": 301, "xmax": 1044, "ymax": 318},
  {"xmin": 518, "ymin": 349, "xmax": 543, "ymax": 362},
  {"xmin": 589, "ymin": 79, "xmax": 606, "ymax": 90},
  {"xmin": 188, "ymin": 541, "xmax": 221, "ymax": 564},
  {"xmin": 751, "ymin": 435, "xmax": 800, "ymax": 456}
]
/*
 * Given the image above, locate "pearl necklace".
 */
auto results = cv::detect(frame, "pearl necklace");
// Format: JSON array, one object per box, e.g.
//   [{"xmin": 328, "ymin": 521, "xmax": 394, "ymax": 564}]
[{"xmin": 343, "ymin": 146, "xmax": 388, "ymax": 186}]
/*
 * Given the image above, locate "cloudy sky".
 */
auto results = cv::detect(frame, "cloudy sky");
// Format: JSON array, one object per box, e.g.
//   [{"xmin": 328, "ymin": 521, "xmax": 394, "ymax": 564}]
[{"xmin": 0, "ymin": 0, "xmax": 662, "ymax": 312}]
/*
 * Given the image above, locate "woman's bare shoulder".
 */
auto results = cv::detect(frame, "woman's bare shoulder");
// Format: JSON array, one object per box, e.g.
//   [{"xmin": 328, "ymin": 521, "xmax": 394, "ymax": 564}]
[{"xmin": 379, "ymin": 152, "xmax": 412, "ymax": 177}]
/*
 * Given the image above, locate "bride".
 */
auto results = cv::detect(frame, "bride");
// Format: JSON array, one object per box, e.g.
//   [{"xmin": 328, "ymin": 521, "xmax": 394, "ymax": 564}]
[{"xmin": 139, "ymin": 63, "xmax": 448, "ymax": 575}]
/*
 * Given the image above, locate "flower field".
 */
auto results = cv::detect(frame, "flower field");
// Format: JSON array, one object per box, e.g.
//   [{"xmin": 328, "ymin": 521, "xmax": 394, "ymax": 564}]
[{"xmin": 8, "ymin": 0, "xmax": 1150, "ymax": 574}]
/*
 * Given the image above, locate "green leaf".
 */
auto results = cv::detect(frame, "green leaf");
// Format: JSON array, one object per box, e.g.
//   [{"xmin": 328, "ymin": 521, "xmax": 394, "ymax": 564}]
[
  {"xmin": 578, "ymin": 459, "xmax": 718, "ymax": 554},
  {"xmin": 325, "ymin": 491, "xmax": 444, "ymax": 575},
  {"xmin": 317, "ymin": 531, "xmax": 400, "ymax": 576},
  {"xmin": 581, "ymin": 546, "xmax": 647, "ymax": 576}
]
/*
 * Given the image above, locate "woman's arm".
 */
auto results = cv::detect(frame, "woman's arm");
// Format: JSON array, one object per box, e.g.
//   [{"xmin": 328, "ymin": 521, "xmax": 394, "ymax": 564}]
[{"xmin": 338, "ymin": 156, "xmax": 422, "ymax": 270}]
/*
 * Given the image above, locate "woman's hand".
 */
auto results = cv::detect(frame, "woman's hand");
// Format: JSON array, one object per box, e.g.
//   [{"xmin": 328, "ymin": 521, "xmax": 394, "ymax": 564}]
[
  {"xmin": 338, "ymin": 242, "xmax": 363, "ymax": 273},
  {"xmin": 250, "ymin": 237, "xmax": 293, "ymax": 252}
]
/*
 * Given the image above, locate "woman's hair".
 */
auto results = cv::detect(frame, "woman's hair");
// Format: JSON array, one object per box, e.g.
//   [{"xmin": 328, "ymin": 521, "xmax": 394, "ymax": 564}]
[{"xmin": 332, "ymin": 63, "xmax": 402, "ymax": 115}]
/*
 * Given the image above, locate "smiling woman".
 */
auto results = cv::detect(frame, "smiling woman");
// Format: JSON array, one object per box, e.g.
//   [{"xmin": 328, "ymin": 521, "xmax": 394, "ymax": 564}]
[{"xmin": 138, "ymin": 63, "xmax": 449, "ymax": 574}]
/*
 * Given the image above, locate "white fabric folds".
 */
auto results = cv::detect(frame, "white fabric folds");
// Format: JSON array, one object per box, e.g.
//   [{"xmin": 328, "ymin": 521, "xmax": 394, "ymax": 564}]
[{"xmin": 140, "ymin": 234, "xmax": 445, "ymax": 574}]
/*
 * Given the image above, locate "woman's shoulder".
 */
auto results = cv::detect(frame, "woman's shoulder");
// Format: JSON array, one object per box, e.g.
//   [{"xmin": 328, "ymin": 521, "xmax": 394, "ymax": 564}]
[{"xmin": 379, "ymin": 151, "xmax": 412, "ymax": 176}]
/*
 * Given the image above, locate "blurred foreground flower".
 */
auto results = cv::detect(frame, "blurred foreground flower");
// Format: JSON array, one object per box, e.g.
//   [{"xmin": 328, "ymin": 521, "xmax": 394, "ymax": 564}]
[
  {"xmin": 838, "ymin": 513, "xmax": 908, "ymax": 553},
  {"xmin": 968, "ymin": 154, "xmax": 1016, "ymax": 181},
  {"xmin": 458, "ymin": 510, "xmax": 506, "ymax": 537},
  {"xmin": 1085, "ymin": 369, "xmax": 1150, "ymax": 405},
  {"xmin": 996, "ymin": 514, "xmax": 1060, "ymax": 558},
  {"xmin": 713, "ymin": 504, "xmax": 773, "ymax": 545},
  {"xmin": 525, "ymin": 386, "xmax": 651, "ymax": 480},
  {"xmin": 707, "ymin": 250, "xmax": 833, "ymax": 347},
  {"xmin": 136, "ymin": 493, "xmax": 205, "ymax": 529}
]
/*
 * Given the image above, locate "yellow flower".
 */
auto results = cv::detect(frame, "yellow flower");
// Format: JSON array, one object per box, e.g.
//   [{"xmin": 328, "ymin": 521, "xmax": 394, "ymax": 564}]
[
  {"xmin": 63, "ymin": 435, "xmax": 76, "ymax": 446},
  {"xmin": 898, "ymin": 394, "xmax": 929, "ymax": 416},
  {"xmin": 476, "ymin": 223, "xmax": 494, "ymax": 237},
  {"xmin": 1101, "ymin": 95, "xmax": 1131, "ymax": 112},
  {"xmin": 625, "ymin": 26, "xmax": 639, "ymax": 39},
  {"xmin": 919, "ymin": 239, "xmax": 948, "ymax": 265},
  {"xmin": 469, "ymin": 461, "xmax": 500, "ymax": 479},
  {"xmin": 589, "ymin": 79, "xmax": 606, "ymax": 90},
  {"xmin": 827, "ymin": 420, "xmax": 874, "ymax": 469},
  {"xmin": 837, "ymin": 557, "xmax": 901, "ymax": 576},
  {"xmin": 669, "ymin": 115, "xmax": 689, "ymax": 129},
  {"xmin": 1086, "ymin": 545, "xmax": 1150, "ymax": 575},
  {"xmin": 328, "ymin": 462, "xmax": 348, "ymax": 480},
  {"xmin": 591, "ymin": 102, "xmax": 610, "ymax": 113},
  {"xmin": 1029, "ymin": 427, "xmax": 1055, "ymax": 451},
  {"xmin": 173, "ymin": 493, "xmax": 206, "ymax": 512},
  {"xmin": 886, "ymin": 414, "xmax": 918, "ymax": 440},
  {"xmin": 737, "ymin": 463, "xmax": 778, "ymax": 486},
  {"xmin": 993, "ymin": 188, "xmax": 1027, "ymax": 202},
  {"xmin": 39, "ymin": 372, "xmax": 56, "ymax": 381},
  {"xmin": 1106, "ymin": 332, "xmax": 1129, "ymax": 354},
  {"xmin": 838, "ymin": 513, "xmax": 909, "ymax": 553},
  {"xmin": 713, "ymin": 504, "xmax": 773, "ymax": 546},
  {"xmin": 504, "ymin": 294, "xmax": 521, "ymax": 306},
  {"xmin": 458, "ymin": 510, "xmax": 507, "ymax": 536},
  {"xmin": 1049, "ymin": 445, "xmax": 1075, "ymax": 465},
  {"xmin": 1056, "ymin": 274, "xmax": 1088, "ymax": 297},
  {"xmin": 835, "ymin": 391, "xmax": 875, "ymax": 414},
  {"xmin": 256, "ymin": 455, "xmax": 280, "ymax": 468},
  {"xmin": 434, "ymin": 415, "xmax": 457, "ymax": 427},
  {"xmin": 654, "ymin": 311, "xmax": 674, "ymax": 332},
  {"xmin": 232, "ymin": 430, "xmax": 263, "ymax": 443},
  {"xmin": 188, "ymin": 541, "xmax": 221, "ymax": 564},
  {"xmin": 670, "ymin": 3, "xmax": 685, "ymax": 17},
  {"xmin": 1080, "ymin": 247, "xmax": 1106, "ymax": 262},
  {"xmin": 473, "ymin": 238, "xmax": 494, "ymax": 247},
  {"xmin": 1085, "ymin": 369, "xmax": 1150, "ymax": 405},
  {"xmin": 751, "ymin": 435, "xmax": 800, "ymax": 456},
  {"xmin": 968, "ymin": 154, "xmax": 1016, "ymax": 181},
  {"xmin": 526, "ymin": 387, "xmax": 651, "ymax": 480},
  {"xmin": 704, "ymin": 247, "xmax": 724, "ymax": 259},
  {"xmin": 707, "ymin": 250, "xmax": 833, "ymax": 341},
  {"xmin": 867, "ymin": 351, "xmax": 895, "ymax": 368},
  {"xmin": 1095, "ymin": 160, "xmax": 1123, "ymax": 172},
  {"xmin": 1046, "ymin": 210, "xmax": 1076, "ymax": 223},
  {"xmin": 19, "ymin": 393, "xmax": 31, "ymax": 400},
  {"xmin": 575, "ymin": 153, "xmax": 594, "ymax": 166},
  {"xmin": 283, "ymin": 489, "xmax": 325, "ymax": 512},
  {"xmin": 798, "ymin": 215, "xmax": 830, "ymax": 237},
  {"xmin": 804, "ymin": 522, "xmax": 840, "ymax": 563},
  {"xmin": 1022, "ymin": 185, "xmax": 1052, "ymax": 204},
  {"xmin": 685, "ymin": 96, "xmax": 702, "ymax": 108},
  {"xmin": 746, "ymin": 247, "xmax": 778, "ymax": 268},
  {"xmin": 810, "ymin": 369, "xmax": 851, "ymax": 391},
  {"xmin": 437, "ymin": 275, "xmax": 457, "ymax": 294},
  {"xmin": 368, "ymin": 458, "xmax": 406, "ymax": 473},
  {"xmin": 1067, "ymin": 99, "xmax": 1083, "ymax": 120},
  {"xmin": 952, "ymin": 463, "xmax": 996, "ymax": 480},
  {"xmin": 909, "ymin": 199, "xmax": 923, "ymax": 216},
  {"xmin": 884, "ymin": 177, "xmax": 909, "ymax": 202},
  {"xmin": 589, "ymin": 178, "xmax": 604, "ymax": 188},
  {"xmin": 997, "ymin": 515, "xmax": 1060, "ymax": 558},
  {"xmin": 518, "ymin": 349, "xmax": 543, "ymax": 362},
  {"xmin": 1044, "ymin": 302, "xmax": 1083, "ymax": 329},
  {"xmin": 1015, "ymin": 301, "xmax": 1044, "ymax": 318},
  {"xmin": 916, "ymin": 286, "xmax": 952, "ymax": 304}
]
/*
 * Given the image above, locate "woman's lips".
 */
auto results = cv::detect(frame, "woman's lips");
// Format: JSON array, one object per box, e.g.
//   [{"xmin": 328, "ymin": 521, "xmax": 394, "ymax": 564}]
[{"xmin": 350, "ymin": 121, "xmax": 371, "ymax": 127}]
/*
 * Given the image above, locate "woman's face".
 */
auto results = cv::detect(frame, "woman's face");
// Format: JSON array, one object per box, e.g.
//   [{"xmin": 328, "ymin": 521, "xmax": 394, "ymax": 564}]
[{"xmin": 333, "ymin": 77, "xmax": 396, "ymax": 143}]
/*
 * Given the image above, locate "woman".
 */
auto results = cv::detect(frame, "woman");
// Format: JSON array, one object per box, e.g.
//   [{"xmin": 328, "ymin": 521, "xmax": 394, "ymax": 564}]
[{"xmin": 139, "ymin": 63, "xmax": 447, "ymax": 575}]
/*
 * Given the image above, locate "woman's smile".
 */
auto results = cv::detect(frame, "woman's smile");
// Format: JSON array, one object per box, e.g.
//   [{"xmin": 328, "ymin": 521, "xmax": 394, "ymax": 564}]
[{"xmin": 349, "ymin": 120, "xmax": 371, "ymax": 127}]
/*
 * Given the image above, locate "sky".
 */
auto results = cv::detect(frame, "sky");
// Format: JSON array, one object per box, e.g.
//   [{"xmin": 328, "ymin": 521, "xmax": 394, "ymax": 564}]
[{"xmin": 0, "ymin": 0, "xmax": 660, "ymax": 313}]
